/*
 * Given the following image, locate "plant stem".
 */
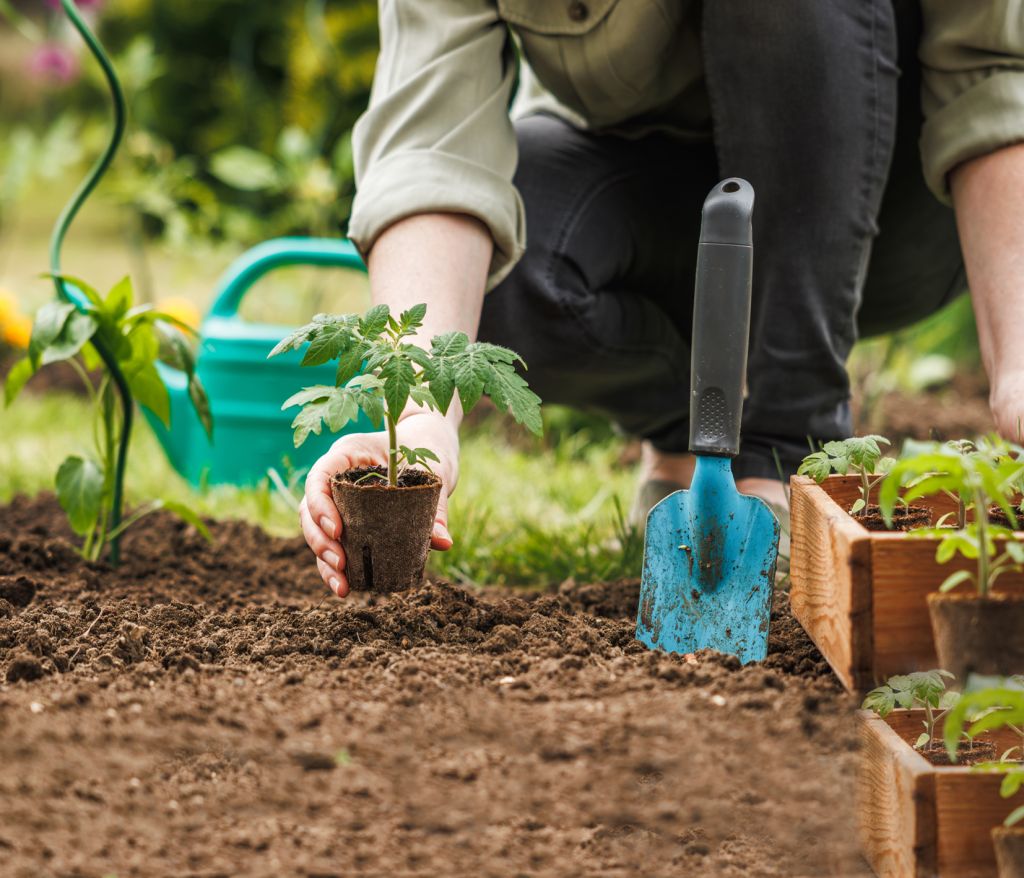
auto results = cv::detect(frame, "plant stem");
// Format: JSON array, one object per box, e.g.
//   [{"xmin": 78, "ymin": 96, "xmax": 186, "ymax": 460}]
[
  {"xmin": 386, "ymin": 412, "xmax": 398, "ymax": 488},
  {"xmin": 860, "ymin": 466, "xmax": 871, "ymax": 510},
  {"xmin": 976, "ymin": 486, "xmax": 991, "ymax": 597}
]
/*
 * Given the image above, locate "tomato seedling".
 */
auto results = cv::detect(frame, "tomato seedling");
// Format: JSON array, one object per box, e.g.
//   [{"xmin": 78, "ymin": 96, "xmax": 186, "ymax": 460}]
[
  {"xmin": 943, "ymin": 681, "xmax": 1024, "ymax": 826},
  {"xmin": 880, "ymin": 436, "xmax": 1024, "ymax": 596},
  {"xmin": 270, "ymin": 302, "xmax": 542, "ymax": 486},
  {"xmin": 863, "ymin": 670, "xmax": 960, "ymax": 751},
  {"xmin": 4, "ymin": 275, "xmax": 212, "ymax": 561},
  {"xmin": 798, "ymin": 435, "xmax": 894, "ymax": 515}
]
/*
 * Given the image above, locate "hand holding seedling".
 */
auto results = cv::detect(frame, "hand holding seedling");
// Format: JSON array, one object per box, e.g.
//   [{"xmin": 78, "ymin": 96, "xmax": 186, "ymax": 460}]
[{"xmin": 270, "ymin": 301, "xmax": 542, "ymax": 596}]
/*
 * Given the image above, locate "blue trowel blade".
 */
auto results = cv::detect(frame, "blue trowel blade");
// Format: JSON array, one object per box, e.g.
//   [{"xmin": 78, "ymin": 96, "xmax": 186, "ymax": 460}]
[{"xmin": 635, "ymin": 455, "xmax": 780, "ymax": 664}]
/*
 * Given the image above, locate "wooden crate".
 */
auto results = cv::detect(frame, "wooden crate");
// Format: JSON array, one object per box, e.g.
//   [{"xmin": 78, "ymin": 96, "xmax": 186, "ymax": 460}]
[
  {"xmin": 789, "ymin": 475, "xmax": 1024, "ymax": 692},
  {"xmin": 858, "ymin": 709, "xmax": 1019, "ymax": 877}
]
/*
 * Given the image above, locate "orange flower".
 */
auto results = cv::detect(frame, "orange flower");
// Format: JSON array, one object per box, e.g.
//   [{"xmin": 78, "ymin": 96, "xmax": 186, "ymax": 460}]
[
  {"xmin": 155, "ymin": 296, "xmax": 201, "ymax": 331},
  {"xmin": 3, "ymin": 313, "xmax": 32, "ymax": 349}
]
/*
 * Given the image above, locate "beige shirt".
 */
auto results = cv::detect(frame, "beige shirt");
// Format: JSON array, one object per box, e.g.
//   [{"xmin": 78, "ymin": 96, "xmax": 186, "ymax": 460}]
[{"xmin": 349, "ymin": 0, "xmax": 1024, "ymax": 289}]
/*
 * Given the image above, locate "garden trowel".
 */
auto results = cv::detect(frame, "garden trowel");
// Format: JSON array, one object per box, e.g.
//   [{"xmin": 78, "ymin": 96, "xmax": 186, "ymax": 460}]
[{"xmin": 635, "ymin": 178, "xmax": 780, "ymax": 665}]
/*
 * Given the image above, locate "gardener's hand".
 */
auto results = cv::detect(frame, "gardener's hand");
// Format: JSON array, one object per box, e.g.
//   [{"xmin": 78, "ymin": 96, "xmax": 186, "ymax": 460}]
[
  {"xmin": 990, "ymin": 371, "xmax": 1024, "ymax": 443},
  {"xmin": 299, "ymin": 411, "xmax": 460, "ymax": 598}
]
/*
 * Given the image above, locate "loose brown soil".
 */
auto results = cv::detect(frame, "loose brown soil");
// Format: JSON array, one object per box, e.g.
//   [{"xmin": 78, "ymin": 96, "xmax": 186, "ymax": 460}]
[
  {"xmin": 854, "ymin": 504, "xmax": 931, "ymax": 532},
  {"xmin": 916, "ymin": 740, "xmax": 998, "ymax": 767},
  {"xmin": 0, "ymin": 495, "xmax": 868, "ymax": 877}
]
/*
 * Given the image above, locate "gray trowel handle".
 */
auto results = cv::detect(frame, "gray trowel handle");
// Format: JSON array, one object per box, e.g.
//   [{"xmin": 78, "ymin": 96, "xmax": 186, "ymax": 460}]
[{"xmin": 689, "ymin": 178, "xmax": 754, "ymax": 458}]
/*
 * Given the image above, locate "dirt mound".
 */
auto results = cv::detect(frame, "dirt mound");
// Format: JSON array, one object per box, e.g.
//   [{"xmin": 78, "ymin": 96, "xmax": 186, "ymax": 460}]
[{"xmin": 0, "ymin": 496, "xmax": 865, "ymax": 877}]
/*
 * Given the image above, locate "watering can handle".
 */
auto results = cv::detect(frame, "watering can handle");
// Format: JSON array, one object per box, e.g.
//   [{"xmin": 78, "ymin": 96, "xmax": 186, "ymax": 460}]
[
  {"xmin": 689, "ymin": 178, "xmax": 754, "ymax": 458},
  {"xmin": 208, "ymin": 237, "xmax": 366, "ymax": 319}
]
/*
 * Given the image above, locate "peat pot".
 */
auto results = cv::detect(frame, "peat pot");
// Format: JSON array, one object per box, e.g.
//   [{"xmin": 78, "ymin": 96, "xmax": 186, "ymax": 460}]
[
  {"xmin": 927, "ymin": 592, "xmax": 1024, "ymax": 686},
  {"xmin": 330, "ymin": 467, "xmax": 442, "ymax": 593},
  {"xmin": 993, "ymin": 827, "xmax": 1024, "ymax": 878}
]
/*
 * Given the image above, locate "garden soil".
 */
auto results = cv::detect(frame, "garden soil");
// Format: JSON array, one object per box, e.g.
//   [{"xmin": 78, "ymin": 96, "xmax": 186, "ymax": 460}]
[{"xmin": 0, "ymin": 496, "xmax": 869, "ymax": 877}]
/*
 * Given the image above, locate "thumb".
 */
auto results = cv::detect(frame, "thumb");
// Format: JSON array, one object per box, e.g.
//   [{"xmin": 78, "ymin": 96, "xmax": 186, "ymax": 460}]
[{"xmin": 430, "ymin": 491, "xmax": 453, "ymax": 551}]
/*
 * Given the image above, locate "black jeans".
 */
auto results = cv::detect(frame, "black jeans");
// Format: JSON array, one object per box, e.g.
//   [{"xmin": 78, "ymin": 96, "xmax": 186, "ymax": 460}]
[{"xmin": 478, "ymin": 0, "xmax": 965, "ymax": 480}]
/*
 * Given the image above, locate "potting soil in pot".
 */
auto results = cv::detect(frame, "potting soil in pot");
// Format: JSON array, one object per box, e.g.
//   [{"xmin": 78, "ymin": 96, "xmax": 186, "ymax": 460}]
[{"xmin": 0, "ymin": 495, "xmax": 869, "ymax": 877}]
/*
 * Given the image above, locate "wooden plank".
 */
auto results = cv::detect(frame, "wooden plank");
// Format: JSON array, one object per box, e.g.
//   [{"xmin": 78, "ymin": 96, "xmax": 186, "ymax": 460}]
[
  {"xmin": 790, "ymin": 475, "xmax": 1024, "ymax": 692},
  {"xmin": 858, "ymin": 711, "xmax": 936, "ymax": 878},
  {"xmin": 936, "ymin": 773, "xmax": 1017, "ymax": 878},
  {"xmin": 860, "ymin": 710, "xmax": 1020, "ymax": 878},
  {"xmin": 790, "ymin": 476, "xmax": 873, "ymax": 691}
]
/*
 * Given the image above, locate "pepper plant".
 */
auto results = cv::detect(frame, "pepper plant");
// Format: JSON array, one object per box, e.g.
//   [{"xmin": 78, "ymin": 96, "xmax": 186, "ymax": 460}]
[
  {"xmin": 863, "ymin": 670, "xmax": 959, "ymax": 750},
  {"xmin": 270, "ymin": 302, "xmax": 543, "ymax": 485},
  {"xmin": 943, "ymin": 681, "xmax": 1024, "ymax": 826},
  {"xmin": 798, "ymin": 435, "xmax": 894, "ymax": 514},
  {"xmin": 4, "ymin": 275, "xmax": 212, "ymax": 561},
  {"xmin": 880, "ymin": 437, "xmax": 1024, "ymax": 595}
]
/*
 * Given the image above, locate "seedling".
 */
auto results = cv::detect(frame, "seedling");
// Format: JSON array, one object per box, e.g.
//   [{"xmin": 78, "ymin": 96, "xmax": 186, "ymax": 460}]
[
  {"xmin": 880, "ymin": 437, "xmax": 1024, "ymax": 596},
  {"xmin": 944, "ymin": 682, "xmax": 1024, "ymax": 826},
  {"xmin": 798, "ymin": 435, "xmax": 894, "ymax": 514},
  {"xmin": 269, "ymin": 303, "xmax": 542, "ymax": 486},
  {"xmin": 863, "ymin": 670, "xmax": 960, "ymax": 751},
  {"xmin": 4, "ymin": 275, "xmax": 212, "ymax": 561}
]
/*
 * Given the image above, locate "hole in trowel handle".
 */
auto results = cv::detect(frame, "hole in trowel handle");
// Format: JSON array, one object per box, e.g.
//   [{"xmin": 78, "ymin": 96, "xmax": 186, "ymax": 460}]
[{"xmin": 722, "ymin": 181, "xmax": 740, "ymax": 193}]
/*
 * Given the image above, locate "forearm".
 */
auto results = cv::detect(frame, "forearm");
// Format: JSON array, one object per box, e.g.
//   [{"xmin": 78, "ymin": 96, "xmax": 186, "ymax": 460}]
[
  {"xmin": 366, "ymin": 212, "xmax": 492, "ymax": 432},
  {"xmin": 950, "ymin": 143, "xmax": 1024, "ymax": 385}
]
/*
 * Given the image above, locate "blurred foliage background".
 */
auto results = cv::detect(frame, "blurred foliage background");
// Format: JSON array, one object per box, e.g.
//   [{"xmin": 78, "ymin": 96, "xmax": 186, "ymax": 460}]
[{"xmin": 0, "ymin": 0, "xmax": 378, "ymax": 249}]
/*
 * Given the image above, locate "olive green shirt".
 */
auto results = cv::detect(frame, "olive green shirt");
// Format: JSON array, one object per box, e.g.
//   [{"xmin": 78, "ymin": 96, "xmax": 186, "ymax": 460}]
[{"xmin": 349, "ymin": 0, "xmax": 1024, "ymax": 289}]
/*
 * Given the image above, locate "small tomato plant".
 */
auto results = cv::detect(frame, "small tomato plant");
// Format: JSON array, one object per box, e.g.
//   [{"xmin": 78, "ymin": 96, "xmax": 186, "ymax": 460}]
[
  {"xmin": 798, "ymin": 435, "xmax": 894, "ymax": 515},
  {"xmin": 4, "ymin": 275, "xmax": 212, "ymax": 561},
  {"xmin": 862, "ymin": 670, "xmax": 959, "ymax": 750},
  {"xmin": 270, "ymin": 303, "xmax": 542, "ymax": 486},
  {"xmin": 880, "ymin": 437, "xmax": 1024, "ymax": 596},
  {"xmin": 943, "ymin": 681, "xmax": 1024, "ymax": 826}
]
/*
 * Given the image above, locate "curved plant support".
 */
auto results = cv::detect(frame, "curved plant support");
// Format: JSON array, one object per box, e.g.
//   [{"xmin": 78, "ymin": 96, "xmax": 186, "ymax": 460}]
[{"xmin": 50, "ymin": 0, "xmax": 132, "ymax": 564}]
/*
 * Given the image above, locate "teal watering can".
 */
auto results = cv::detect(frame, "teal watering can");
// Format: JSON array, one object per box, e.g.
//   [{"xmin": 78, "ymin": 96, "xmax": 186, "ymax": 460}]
[{"xmin": 145, "ymin": 237, "xmax": 373, "ymax": 487}]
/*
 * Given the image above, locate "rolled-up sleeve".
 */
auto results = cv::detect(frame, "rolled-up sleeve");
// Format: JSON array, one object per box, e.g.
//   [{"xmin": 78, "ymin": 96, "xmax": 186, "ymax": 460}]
[
  {"xmin": 348, "ymin": 0, "xmax": 524, "ymax": 290},
  {"xmin": 919, "ymin": 1, "xmax": 1024, "ymax": 203}
]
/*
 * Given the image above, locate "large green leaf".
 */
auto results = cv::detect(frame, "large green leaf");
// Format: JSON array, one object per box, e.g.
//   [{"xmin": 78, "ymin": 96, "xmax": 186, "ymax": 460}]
[
  {"xmin": 358, "ymin": 304, "xmax": 390, "ymax": 339},
  {"xmin": 128, "ymin": 361, "xmax": 171, "ymax": 427},
  {"xmin": 380, "ymin": 354, "xmax": 415, "ymax": 421},
  {"xmin": 40, "ymin": 309, "xmax": 98, "ymax": 366},
  {"xmin": 4, "ymin": 357, "xmax": 35, "ymax": 406},
  {"xmin": 209, "ymin": 146, "xmax": 282, "ymax": 191},
  {"xmin": 55, "ymin": 455, "xmax": 104, "ymax": 536},
  {"xmin": 28, "ymin": 300, "xmax": 75, "ymax": 365},
  {"xmin": 105, "ymin": 276, "xmax": 134, "ymax": 320},
  {"xmin": 301, "ymin": 319, "xmax": 359, "ymax": 367}
]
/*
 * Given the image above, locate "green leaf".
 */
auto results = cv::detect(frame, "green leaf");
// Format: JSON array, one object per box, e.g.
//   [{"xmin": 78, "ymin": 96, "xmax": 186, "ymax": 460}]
[
  {"xmin": 798, "ymin": 451, "xmax": 833, "ymax": 484},
  {"xmin": 209, "ymin": 146, "xmax": 282, "ymax": 191},
  {"xmin": 55, "ymin": 455, "xmax": 104, "ymax": 536},
  {"xmin": 49, "ymin": 274, "xmax": 104, "ymax": 310},
  {"xmin": 301, "ymin": 318, "xmax": 359, "ymax": 367},
  {"xmin": 268, "ymin": 321, "xmax": 320, "ymax": 359},
  {"xmin": 282, "ymin": 385, "xmax": 335, "ymax": 410},
  {"xmin": 160, "ymin": 500, "xmax": 212, "ymax": 542},
  {"xmin": 914, "ymin": 733, "xmax": 931, "ymax": 750},
  {"xmin": 290, "ymin": 403, "xmax": 327, "ymax": 447},
  {"xmin": 430, "ymin": 331, "xmax": 470, "ymax": 359},
  {"xmin": 155, "ymin": 323, "xmax": 195, "ymax": 375},
  {"xmin": 1001, "ymin": 770, "xmax": 1024, "ymax": 798},
  {"xmin": 324, "ymin": 389, "xmax": 359, "ymax": 433},
  {"xmin": 28, "ymin": 300, "xmax": 76, "ymax": 365},
  {"xmin": 482, "ymin": 360, "xmax": 543, "ymax": 436},
  {"xmin": 428, "ymin": 361, "xmax": 456, "ymax": 415},
  {"xmin": 4, "ymin": 357, "xmax": 35, "ymax": 406},
  {"xmin": 938, "ymin": 569, "xmax": 973, "ymax": 593},
  {"xmin": 396, "ymin": 303, "xmax": 427, "ymax": 336},
  {"xmin": 361, "ymin": 391, "xmax": 384, "ymax": 429},
  {"xmin": 188, "ymin": 375, "xmax": 214, "ymax": 440},
  {"xmin": 105, "ymin": 276, "xmax": 134, "ymax": 320},
  {"xmin": 358, "ymin": 304, "xmax": 390, "ymax": 339},
  {"xmin": 334, "ymin": 342, "xmax": 367, "ymax": 388},
  {"xmin": 1006, "ymin": 804, "xmax": 1024, "ymax": 827},
  {"xmin": 399, "ymin": 445, "xmax": 440, "ymax": 470},
  {"xmin": 127, "ymin": 362, "xmax": 171, "ymax": 428},
  {"xmin": 380, "ymin": 355, "xmax": 415, "ymax": 420},
  {"xmin": 861, "ymin": 687, "xmax": 896, "ymax": 717},
  {"xmin": 850, "ymin": 498, "xmax": 866, "ymax": 515},
  {"xmin": 39, "ymin": 309, "xmax": 98, "ymax": 366},
  {"xmin": 409, "ymin": 384, "xmax": 437, "ymax": 411}
]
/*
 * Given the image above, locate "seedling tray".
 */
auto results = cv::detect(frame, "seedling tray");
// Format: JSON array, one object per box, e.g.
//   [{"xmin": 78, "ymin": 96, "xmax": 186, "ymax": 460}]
[
  {"xmin": 858, "ymin": 709, "xmax": 1019, "ymax": 877},
  {"xmin": 790, "ymin": 475, "xmax": 1024, "ymax": 692}
]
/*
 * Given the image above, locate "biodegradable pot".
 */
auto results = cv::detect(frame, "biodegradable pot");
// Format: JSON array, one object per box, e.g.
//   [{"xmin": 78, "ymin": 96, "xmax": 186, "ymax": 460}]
[
  {"xmin": 928, "ymin": 592, "xmax": 1024, "ymax": 685},
  {"xmin": 330, "ymin": 466, "xmax": 442, "ymax": 593},
  {"xmin": 994, "ymin": 827, "xmax": 1024, "ymax": 878}
]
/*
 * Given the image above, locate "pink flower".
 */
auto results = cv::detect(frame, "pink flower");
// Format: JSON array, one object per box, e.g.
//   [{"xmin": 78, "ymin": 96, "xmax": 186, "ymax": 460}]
[{"xmin": 28, "ymin": 44, "xmax": 80, "ymax": 85}]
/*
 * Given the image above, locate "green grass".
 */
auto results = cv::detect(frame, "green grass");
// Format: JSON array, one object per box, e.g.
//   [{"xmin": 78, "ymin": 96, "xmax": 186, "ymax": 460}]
[{"xmin": 0, "ymin": 391, "xmax": 643, "ymax": 587}]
